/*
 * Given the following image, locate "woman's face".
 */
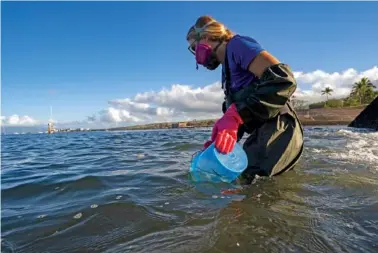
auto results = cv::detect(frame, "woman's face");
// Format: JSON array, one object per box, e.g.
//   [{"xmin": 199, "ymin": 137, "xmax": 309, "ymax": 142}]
[
  {"xmin": 187, "ymin": 38, "xmax": 207, "ymax": 55},
  {"xmin": 187, "ymin": 37, "xmax": 222, "ymax": 70}
]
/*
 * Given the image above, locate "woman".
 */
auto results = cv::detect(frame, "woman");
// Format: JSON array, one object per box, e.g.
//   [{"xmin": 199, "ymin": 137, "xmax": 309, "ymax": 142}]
[{"xmin": 186, "ymin": 15, "xmax": 304, "ymax": 184}]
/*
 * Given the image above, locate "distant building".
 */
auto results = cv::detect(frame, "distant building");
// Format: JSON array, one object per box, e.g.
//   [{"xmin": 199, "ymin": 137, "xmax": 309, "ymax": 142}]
[
  {"xmin": 179, "ymin": 122, "xmax": 187, "ymax": 128},
  {"xmin": 171, "ymin": 122, "xmax": 188, "ymax": 128}
]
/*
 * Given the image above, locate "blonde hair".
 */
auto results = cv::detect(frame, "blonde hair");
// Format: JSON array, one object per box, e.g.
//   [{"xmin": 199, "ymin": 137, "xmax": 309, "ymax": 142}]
[{"xmin": 186, "ymin": 15, "xmax": 234, "ymax": 42}]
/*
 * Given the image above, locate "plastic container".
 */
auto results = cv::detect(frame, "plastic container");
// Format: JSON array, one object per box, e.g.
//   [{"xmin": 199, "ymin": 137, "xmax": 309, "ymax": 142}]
[{"xmin": 189, "ymin": 142, "xmax": 248, "ymax": 183}]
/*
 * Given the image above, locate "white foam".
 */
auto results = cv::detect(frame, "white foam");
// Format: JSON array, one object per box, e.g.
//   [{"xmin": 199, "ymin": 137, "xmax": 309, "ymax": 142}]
[
  {"xmin": 73, "ymin": 213, "xmax": 82, "ymax": 219},
  {"xmin": 331, "ymin": 129, "xmax": 378, "ymax": 169},
  {"xmin": 312, "ymin": 148, "xmax": 324, "ymax": 153}
]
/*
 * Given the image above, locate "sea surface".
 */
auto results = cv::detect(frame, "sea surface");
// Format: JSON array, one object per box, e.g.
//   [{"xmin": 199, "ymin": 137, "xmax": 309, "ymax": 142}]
[{"xmin": 1, "ymin": 126, "xmax": 378, "ymax": 253}]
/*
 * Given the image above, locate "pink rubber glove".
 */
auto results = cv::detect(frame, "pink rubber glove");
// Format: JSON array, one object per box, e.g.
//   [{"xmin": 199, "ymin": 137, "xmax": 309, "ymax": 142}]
[{"xmin": 203, "ymin": 103, "xmax": 244, "ymax": 154}]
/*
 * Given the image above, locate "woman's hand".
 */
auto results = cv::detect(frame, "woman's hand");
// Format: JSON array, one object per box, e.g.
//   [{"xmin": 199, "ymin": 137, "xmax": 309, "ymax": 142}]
[{"xmin": 203, "ymin": 104, "xmax": 244, "ymax": 154}]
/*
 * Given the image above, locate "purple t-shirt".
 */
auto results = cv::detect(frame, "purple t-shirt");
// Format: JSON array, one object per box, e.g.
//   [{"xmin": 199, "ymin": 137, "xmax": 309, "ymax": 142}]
[{"xmin": 222, "ymin": 35, "xmax": 265, "ymax": 92}]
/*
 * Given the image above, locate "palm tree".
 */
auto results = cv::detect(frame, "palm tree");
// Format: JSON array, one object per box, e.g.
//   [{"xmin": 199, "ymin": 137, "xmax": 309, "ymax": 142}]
[
  {"xmin": 321, "ymin": 87, "xmax": 333, "ymax": 105},
  {"xmin": 351, "ymin": 77, "xmax": 376, "ymax": 104}
]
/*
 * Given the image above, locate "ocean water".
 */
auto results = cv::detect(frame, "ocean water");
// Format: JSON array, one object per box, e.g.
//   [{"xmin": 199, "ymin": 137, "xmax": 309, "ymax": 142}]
[{"xmin": 1, "ymin": 126, "xmax": 378, "ymax": 253}]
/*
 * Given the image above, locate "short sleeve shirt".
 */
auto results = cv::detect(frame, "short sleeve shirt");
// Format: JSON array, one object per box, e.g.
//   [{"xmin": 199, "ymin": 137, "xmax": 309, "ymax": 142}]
[{"xmin": 221, "ymin": 35, "xmax": 265, "ymax": 93}]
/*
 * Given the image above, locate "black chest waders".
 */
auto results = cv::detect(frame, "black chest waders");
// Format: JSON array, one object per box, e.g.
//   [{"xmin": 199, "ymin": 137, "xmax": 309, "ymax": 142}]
[{"xmin": 221, "ymin": 48, "xmax": 304, "ymax": 182}]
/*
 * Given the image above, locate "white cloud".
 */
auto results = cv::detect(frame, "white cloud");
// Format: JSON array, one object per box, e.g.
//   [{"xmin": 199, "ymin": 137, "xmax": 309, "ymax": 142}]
[
  {"xmin": 293, "ymin": 66, "xmax": 378, "ymax": 102},
  {"xmin": 1, "ymin": 114, "xmax": 38, "ymax": 126},
  {"xmin": 6, "ymin": 66, "xmax": 377, "ymax": 129},
  {"xmin": 98, "ymin": 107, "xmax": 142, "ymax": 124},
  {"xmin": 90, "ymin": 82, "xmax": 225, "ymax": 125},
  {"xmin": 133, "ymin": 83, "xmax": 224, "ymax": 113},
  {"xmin": 90, "ymin": 66, "xmax": 377, "ymax": 126}
]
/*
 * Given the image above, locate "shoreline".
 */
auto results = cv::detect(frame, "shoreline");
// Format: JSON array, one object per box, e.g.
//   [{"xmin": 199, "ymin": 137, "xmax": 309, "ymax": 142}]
[
  {"xmin": 4, "ymin": 107, "xmax": 367, "ymax": 135},
  {"xmin": 92, "ymin": 107, "xmax": 367, "ymax": 132},
  {"xmin": 91, "ymin": 119, "xmax": 357, "ymax": 132},
  {"xmin": 1, "ymin": 120, "xmax": 363, "ymax": 135}
]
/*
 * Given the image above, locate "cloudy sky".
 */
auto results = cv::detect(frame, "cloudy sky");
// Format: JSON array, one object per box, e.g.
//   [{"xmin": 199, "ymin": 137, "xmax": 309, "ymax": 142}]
[{"xmin": 2, "ymin": 2, "xmax": 378, "ymax": 129}]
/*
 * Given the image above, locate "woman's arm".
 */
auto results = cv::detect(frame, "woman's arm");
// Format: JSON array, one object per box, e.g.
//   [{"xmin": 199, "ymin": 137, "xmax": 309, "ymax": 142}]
[
  {"xmin": 228, "ymin": 36, "xmax": 297, "ymax": 129},
  {"xmin": 247, "ymin": 51, "xmax": 280, "ymax": 78},
  {"xmin": 235, "ymin": 62, "xmax": 297, "ymax": 129}
]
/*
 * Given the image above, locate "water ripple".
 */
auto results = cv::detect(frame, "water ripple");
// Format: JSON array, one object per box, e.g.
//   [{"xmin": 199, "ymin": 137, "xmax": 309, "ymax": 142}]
[{"xmin": 1, "ymin": 127, "xmax": 378, "ymax": 252}]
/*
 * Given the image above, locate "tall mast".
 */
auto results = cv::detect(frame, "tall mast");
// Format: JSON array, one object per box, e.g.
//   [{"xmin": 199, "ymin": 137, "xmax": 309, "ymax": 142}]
[{"xmin": 50, "ymin": 106, "xmax": 53, "ymax": 122}]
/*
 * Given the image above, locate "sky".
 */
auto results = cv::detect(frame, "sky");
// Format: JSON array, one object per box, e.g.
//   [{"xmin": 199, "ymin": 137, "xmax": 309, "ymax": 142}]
[{"xmin": 2, "ymin": 1, "xmax": 378, "ymax": 131}]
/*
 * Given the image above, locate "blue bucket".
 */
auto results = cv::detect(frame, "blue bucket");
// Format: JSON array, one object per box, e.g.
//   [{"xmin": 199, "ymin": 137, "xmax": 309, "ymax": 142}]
[{"xmin": 189, "ymin": 142, "xmax": 248, "ymax": 183}]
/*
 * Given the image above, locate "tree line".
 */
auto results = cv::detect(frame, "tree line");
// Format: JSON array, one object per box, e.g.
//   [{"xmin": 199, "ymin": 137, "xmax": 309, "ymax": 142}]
[{"xmin": 292, "ymin": 77, "xmax": 378, "ymax": 109}]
